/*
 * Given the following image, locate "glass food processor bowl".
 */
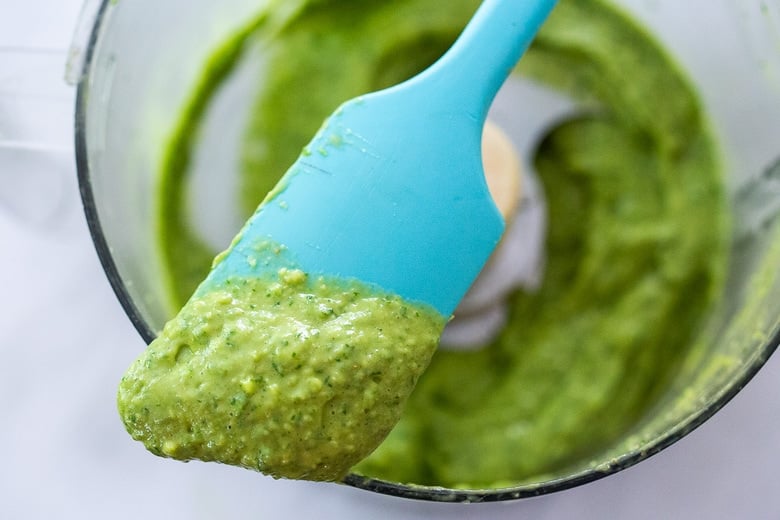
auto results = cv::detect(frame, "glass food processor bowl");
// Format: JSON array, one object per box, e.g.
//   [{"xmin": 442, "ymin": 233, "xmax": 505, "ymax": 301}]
[{"xmin": 75, "ymin": 0, "xmax": 780, "ymax": 502}]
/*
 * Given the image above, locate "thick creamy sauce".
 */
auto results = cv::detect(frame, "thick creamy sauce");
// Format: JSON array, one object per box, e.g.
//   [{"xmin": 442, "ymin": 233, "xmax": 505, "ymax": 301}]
[
  {"xmin": 118, "ymin": 267, "xmax": 444, "ymax": 481},
  {"xmin": 152, "ymin": 0, "xmax": 729, "ymax": 488}
]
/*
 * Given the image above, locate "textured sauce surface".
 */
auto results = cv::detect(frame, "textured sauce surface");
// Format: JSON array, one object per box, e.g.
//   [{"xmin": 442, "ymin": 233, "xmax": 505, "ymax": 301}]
[{"xmin": 118, "ymin": 270, "xmax": 445, "ymax": 481}]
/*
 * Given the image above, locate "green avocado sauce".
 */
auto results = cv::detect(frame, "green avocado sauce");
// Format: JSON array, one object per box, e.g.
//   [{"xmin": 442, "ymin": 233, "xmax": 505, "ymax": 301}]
[
  {"xmin": 118, "ymin": 265, "xmax": 445, "ymax": 481},
  {"xmin": 150, "ymin": 0, "xmax": 729, "ymax": 489}
]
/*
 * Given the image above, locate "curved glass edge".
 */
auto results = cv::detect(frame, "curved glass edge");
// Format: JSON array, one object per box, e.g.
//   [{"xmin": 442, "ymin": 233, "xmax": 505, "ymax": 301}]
[
  {"xmin": 73, "ymin": 0, "xmax": 780, "ymax": 503},
  {"xmin": 74, "ymin": 0, "xmax": 157, "ymax": 345},
  {"xmin": 65, "ymin": 0, "xmax": 105, "ymax": 86},
  {"xmin": 343, "ymin": 330, "xmax": 779, "ymax": 502}
]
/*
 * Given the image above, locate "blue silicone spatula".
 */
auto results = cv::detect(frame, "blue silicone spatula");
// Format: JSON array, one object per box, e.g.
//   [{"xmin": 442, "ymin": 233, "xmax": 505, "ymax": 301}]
[{"xmin": 201, "ymin": 0, "xmax": 557, "ymax": 317}]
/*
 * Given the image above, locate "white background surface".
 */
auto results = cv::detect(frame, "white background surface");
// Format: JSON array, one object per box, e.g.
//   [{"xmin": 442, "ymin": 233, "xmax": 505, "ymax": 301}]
[{"xmin": 1, "ymin": 1, "xmax": 779, "ymax": 518}]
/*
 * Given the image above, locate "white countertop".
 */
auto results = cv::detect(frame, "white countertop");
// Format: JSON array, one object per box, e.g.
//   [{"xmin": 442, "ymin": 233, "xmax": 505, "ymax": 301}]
[{"xmin": 2, "ymin": 2, "xmax": 779, "ymax": 518}]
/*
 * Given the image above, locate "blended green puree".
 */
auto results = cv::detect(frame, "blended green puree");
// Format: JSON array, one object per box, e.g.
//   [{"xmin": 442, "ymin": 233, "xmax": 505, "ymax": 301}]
[
  {"xmin": 119, "ymin": 268, "xmax": 445, "ymax": 481},
  {"xmin": 153, "ymin": 0, "xmax": 729, "ymax": 488}
]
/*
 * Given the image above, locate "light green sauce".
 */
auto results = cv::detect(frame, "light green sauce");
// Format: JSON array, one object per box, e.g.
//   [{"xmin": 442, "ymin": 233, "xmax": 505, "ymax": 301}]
[
  {"xmin": 149, "ymin": 0, "xmax": 729, "ymax": 488},
  {"xmin": 118, "ymin": 267, "xmax": 445, "ymax": 481}
]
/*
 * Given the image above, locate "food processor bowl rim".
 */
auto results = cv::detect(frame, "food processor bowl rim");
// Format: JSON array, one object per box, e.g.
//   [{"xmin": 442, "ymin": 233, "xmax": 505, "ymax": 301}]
[{"xmin": 74, "ymin": 0, "xmax": 159, "ymax": 346}]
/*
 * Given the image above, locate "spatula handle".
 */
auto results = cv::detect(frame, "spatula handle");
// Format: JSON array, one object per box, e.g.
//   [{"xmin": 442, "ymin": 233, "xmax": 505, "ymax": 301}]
[{"xmin": 423, "ymin": 0, "xmax": 557, "ymax": 119}]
